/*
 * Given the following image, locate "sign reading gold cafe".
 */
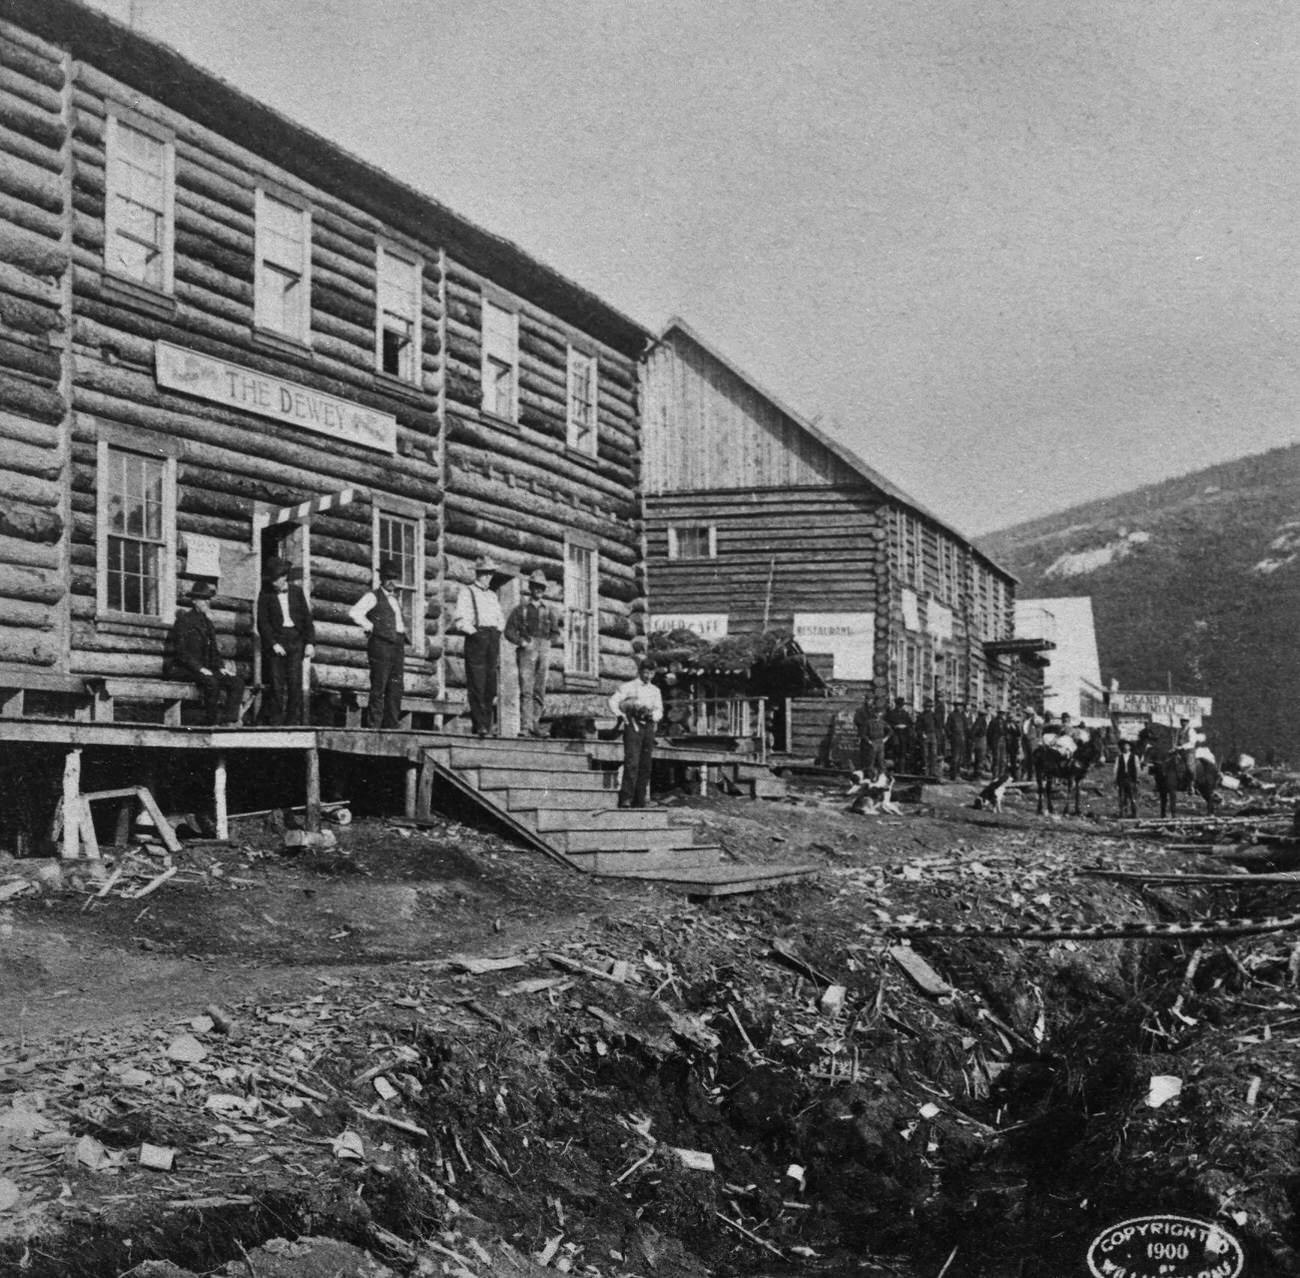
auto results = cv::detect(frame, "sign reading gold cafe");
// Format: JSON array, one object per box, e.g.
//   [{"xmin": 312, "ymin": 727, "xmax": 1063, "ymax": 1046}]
[{"xmin": 155, "ymin": 341, "xmax": 398, "ymax": 454}]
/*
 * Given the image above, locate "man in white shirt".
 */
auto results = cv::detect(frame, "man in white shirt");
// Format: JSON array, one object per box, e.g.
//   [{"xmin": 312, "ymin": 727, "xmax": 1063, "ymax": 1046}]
[
  {"xmin": 348, "ymin": 557, "xmax": 408, "ymax": 728},
  {"xmin": 453, "ymin": 555, "xmax": 505, "ymax": 737},
  {"xmin": 608, "ymin": 657, "xmax": 663, "ymax": 808}
]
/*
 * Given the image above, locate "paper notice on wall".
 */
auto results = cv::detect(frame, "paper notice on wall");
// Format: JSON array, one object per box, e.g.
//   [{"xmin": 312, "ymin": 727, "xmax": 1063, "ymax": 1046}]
[
  {"xmin": 900, "ymin": 589, "xmax": 920, "ymax": 632},
  {"xmin": 184, "ymin": 534, "xmax": 223, "ymax": 578},
  {"xmin": 182, "ymin": 535, "xmax": 259, "ymax": 600},
  {"xmin": 927, "ymin": 602, "xmax": 953, "ymax": 643}
]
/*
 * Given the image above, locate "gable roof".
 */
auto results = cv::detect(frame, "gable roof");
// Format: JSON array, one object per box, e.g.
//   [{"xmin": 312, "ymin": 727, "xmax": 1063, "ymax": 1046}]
[
  {"xmin": 13, "ymin": 0, "xmax": 651, "ymax": 359},
  {"xmin": 660, "ymin": 318, "xmax": 1016, "ymax": 581}
]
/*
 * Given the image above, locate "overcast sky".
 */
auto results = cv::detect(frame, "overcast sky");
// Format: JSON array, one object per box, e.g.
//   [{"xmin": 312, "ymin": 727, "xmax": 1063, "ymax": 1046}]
[{"xmin": 84, "ymin": 0, "xmax": 1300, "ymax": 535}]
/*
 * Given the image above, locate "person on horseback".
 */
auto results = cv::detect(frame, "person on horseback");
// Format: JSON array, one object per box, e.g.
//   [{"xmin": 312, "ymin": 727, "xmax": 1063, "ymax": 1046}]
[{"xmin": 1042, "ymin": 711, "xmax": 1078, "ymax": 759}]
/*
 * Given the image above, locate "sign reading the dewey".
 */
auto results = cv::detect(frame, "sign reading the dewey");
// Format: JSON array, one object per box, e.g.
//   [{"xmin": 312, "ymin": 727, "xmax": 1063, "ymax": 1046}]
[
  {"xmin": 156, "ymin": 342, "xmax": 397, "ymax": 454},
  {"xmin": 794, "ymin": 612, "xmax": 874, "ymax": 680}
]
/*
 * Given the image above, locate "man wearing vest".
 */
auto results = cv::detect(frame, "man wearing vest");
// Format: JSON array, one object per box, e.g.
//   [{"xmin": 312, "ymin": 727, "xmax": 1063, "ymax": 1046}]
[
  {"xmin": 453, "ymin": 555, "xmax": 505, "ymax": 737},
  {"xmin": 504, "ymin": 569, "xmax": 562, "ymax": 737},
  {"xmin": 349, "ymin": 557, "xmax": 409, "ymax": 729}
]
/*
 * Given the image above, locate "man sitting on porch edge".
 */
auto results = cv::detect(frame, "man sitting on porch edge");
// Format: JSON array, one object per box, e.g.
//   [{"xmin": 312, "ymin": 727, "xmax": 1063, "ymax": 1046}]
[{"xmin": 166, "ymin": 581, "xmax": 245, "ymax": 725}]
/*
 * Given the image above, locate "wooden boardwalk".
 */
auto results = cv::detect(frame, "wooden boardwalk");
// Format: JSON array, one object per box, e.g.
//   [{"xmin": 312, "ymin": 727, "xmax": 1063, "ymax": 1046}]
[{"xmin": 0, "ymin": 720, "xmax": 818, "ymax": 897}]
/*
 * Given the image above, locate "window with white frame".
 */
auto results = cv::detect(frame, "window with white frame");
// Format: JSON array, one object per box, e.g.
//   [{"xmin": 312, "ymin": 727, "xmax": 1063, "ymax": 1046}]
[
  {"xmin": 98, "ymin": 443, "xmax": 175, "ymax": 617},
  {"xmin": 375, "ymin": 509, "xmax": 423, "ymax": 649},
  {"xmin": 667, "ymin": 524, "xmax": 715, "ymax": 559},
  {"xmin": 566, "ymin": 346, "xmax": 597, "ymax": 453},
  {"xmin": 255, "ymin": 189, "xmax": 311, "ymax": 342},
  {"xmin": 376, "ymin": 246, "xmax": 421, "ymax": 381},
  {"xmin": 564, "ymin": 540, "xmax": 599, "ymax": 679},
  {"xmin": 481, "ymin": 299, "xmax": 517, "ymax": 420},
  {"xmin": 104, "ymin": 113, "xmax": 174, "ymax": 293}
]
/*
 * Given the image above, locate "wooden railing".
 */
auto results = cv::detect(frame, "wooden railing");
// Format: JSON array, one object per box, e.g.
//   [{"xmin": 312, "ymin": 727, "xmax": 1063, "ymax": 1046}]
[{"xmin": 674, "ymin": 696, "xmax": 768, "ymax": 762}]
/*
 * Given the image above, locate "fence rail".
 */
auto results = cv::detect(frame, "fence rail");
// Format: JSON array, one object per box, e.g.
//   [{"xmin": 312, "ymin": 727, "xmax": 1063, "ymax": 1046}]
[{"xmin": 673, "ymin": 696, "xmax": 768, "ymax": 762}]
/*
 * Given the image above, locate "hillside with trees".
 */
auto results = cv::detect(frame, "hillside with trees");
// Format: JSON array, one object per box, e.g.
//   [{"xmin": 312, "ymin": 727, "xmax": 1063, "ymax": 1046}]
[{"xmin": 980, "ymin": 444, "xmax": 1300, "ymax": 764}]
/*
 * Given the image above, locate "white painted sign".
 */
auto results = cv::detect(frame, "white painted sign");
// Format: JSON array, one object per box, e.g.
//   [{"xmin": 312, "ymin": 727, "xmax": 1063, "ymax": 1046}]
[
  {"xmin": 156, "ymin": 341, "xmax": 397, "ymax": 454},
  {"xmin": 1110, "ymin": 692, "xmax": 1213, "ymax": 720},
  {"xmin": 794, "ymin": 612, "xmax": 874, "ymax": 680},
  {"xmin": 648, "ymin": 613, "xmax": 729, "ymax": 638},
  {"xmin": 900, "ymin": 589, "xmax": 920, "ymax": 632},
  {"xmin": 926, "ymin": 601, "xmax": 953, "ymax": 642}
]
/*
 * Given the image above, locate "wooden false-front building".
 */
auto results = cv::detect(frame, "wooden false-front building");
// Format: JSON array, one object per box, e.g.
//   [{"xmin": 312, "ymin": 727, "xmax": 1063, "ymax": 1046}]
[
  {"xmin": 0, "ymin": 0, "xmax": 648, "ymax": 728},
  {"xmin": 642, "ymin": 320, "xmax": 1019, "ymax": 725}
]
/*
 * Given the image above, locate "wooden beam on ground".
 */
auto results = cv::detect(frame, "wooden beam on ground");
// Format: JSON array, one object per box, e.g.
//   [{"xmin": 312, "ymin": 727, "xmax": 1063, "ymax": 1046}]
[
  {"xmin": 1078, "ymin": 869, "xmax": 1300, "ymax": 886},
  {"xmin": 133, "ymin": 787, "xmax": 183, "ymax": 855}
]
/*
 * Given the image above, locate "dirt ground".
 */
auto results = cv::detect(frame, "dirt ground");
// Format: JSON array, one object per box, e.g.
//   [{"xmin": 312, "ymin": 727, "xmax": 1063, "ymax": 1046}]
[{"xmin": 3, "ymin": 768, "xmax": 1300, "ymax": 1278}]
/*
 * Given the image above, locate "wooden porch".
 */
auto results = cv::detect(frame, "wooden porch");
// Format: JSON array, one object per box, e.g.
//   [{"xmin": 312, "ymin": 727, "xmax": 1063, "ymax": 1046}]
[{"xmin": 0, "ymin": 720, "xmax": 817, "ymax": 898}]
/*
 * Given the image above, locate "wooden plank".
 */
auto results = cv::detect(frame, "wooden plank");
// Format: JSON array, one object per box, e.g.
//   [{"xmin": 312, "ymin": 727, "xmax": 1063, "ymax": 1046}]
[
  {"xmin": 305, "ymin": 746, "xmax": 321, "ymax": 833},
  {"xmin": 60, "ymin": 748, "xmax": 80, "ymax": 860},
  {"xmin": 134, "ymin": 786, "xmax": 183, "ymax": 855},
  {"xmin": 591, "ymin": 860, "xmax": 818, "ymax": 896}
]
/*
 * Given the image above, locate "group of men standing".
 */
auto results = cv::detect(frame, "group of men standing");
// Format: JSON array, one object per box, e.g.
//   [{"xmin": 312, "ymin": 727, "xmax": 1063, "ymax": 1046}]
[
  {"xmin": 167, "ymin": 552, "xmax": 567, "ymax": 735},
  {"xmin": 853, "ymin": 694, "xmax": 1059, "ymax": 783}
]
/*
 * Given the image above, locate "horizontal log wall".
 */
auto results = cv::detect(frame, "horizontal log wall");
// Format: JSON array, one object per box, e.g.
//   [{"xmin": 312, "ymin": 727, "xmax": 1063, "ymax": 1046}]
[
  {"xmin": 56, "ymin": 57, "xmax": 446, "ymax": 694},
  {"xmin": 440, "ymin": 254, "xmax": 646, "ymax": 692},
  {"xmin": 2, "ymin": 14, "xmax": 653, "ymax": 706},
  {"xmin": 0, "ymin": 20, "xmax": 70, "ymax": 670}
]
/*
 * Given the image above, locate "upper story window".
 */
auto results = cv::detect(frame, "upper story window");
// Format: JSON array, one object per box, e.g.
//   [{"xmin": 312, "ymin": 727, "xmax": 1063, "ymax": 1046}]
[
  {"xmin": 254, "ymin": 189, "xmax": 311, "ymax": 343},
  {"xmin": 667, "ymin": 524, "xmax": 716, "ymax": 559},
  {"xmin": 376, "ymin": 246, "xmax": 421, "ymax": 381},
  {"xmin": 566, "ymin": 346, "xmax": 598, "ymax": 454},
  {"xmin": 896, "ymin": 511, "xmax": 923, "ymax": 591},
  {"xmin": 104, "ymin": 113, "xmax": 174, "ymax": 294},
  {"xmin": 97, "ymin": 442, "xmax": 176, "ymax": 619},
  {"xmin": 481, "ymin": 299, "xmax": 518, "ymax": 420}
]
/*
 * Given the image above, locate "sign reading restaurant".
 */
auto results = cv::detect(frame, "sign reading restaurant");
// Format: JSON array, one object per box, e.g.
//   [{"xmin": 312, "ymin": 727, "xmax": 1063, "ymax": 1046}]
[{"xmin": 155, "ymin": 341, "xmax": 397, "ymax": 454}]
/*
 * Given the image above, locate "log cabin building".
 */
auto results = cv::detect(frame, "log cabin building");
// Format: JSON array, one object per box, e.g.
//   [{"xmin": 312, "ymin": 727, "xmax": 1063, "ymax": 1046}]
[
  {"xmin": 0, "ymin": 0, "xmax": 648, "ymax": 730},
  {"xmin": 642, "ymin": 320, "xmax": 1020, "ymax": 738}
]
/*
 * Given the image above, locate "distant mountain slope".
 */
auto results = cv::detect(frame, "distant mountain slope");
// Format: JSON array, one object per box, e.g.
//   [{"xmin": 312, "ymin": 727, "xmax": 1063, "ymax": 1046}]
[{"xmin": 979, "ymin": 444, "xmax": 1300, "ymax": 764}]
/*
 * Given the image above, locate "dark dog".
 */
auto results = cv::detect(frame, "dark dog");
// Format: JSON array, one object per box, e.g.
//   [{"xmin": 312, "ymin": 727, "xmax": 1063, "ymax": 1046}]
[
  {"xmin": 549, "ymin": 715, "xmax": 596, "ymax": 740},
  {"xmin": 973, "ymin": 772, "xmax": 1012, "ymax": 812}
]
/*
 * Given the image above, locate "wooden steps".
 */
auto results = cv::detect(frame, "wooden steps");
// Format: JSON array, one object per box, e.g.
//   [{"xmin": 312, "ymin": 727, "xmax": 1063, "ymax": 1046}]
[{"xmin": 419, "ymin": 733, "xmax": 819, "ymax": 896}]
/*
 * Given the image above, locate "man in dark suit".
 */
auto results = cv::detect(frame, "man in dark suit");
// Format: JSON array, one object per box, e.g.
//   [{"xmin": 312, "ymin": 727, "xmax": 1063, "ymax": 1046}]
[
  {"xmin": 1115, "ymin": 738, "xmax": 1140, "ymax": 817},
  {"xmin": 166, "ymin": 581, "xmax": 245, "ymax": 725},
  {"xmin": 945, "ymin": 702, "xmax": 967, "ymax": 781},
  {"xmin": 256, "ymin": 557, "xmax": 315, "ymax": 725}
]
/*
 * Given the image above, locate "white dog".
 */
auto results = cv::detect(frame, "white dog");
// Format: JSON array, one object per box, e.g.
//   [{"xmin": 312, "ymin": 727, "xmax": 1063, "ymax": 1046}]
[{"xmin": 847, "ymin": 769, "xmax": 903, "ymax": 816}]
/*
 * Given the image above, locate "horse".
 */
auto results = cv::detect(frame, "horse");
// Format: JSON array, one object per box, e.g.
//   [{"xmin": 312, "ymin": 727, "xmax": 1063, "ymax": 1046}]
[
  {"xmin": 1137, "ymin": 723, "xmax": 1221, "ymax": 817},
  {"xmin": 1032, "ymin": 729, "xmax": 1101, "ymax": 816}
]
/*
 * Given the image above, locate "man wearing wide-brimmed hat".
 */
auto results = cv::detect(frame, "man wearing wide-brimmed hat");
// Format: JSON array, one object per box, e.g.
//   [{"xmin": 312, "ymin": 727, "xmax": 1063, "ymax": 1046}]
[
  {"xmin": 452, "ymin": 554, "xmax": 505, "ymax": 736},
  {"xmin": 349, "ymin": 557, "xmax": 409, "ymax": 728},
  {"xmin": 504, "ymin": 568, "xmax": 562, "ymax": 737},
  {"xmin": 256, "ymin": 557, "xmax": 315, "ymax": 725},
  {"xmin": 165, "ymin": 581, "xmax": 245, "ymax": 725}
]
